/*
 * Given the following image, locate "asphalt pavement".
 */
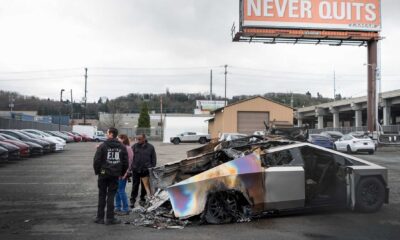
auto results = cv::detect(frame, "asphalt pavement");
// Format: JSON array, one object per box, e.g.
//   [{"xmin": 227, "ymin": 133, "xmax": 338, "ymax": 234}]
[{"xmin": 0, "ymin": 142, "xmax": 399, "ymax": 240}]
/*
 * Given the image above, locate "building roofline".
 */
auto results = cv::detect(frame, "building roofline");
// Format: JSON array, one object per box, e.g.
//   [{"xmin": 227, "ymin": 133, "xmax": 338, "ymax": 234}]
[{"xmin": 211, "ymin": 96, "xmax": 293, "ymax": 113}]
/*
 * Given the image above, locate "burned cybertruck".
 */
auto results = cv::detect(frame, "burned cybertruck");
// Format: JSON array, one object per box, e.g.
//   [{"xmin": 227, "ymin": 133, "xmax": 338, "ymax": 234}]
[{"xmin": 149, "ymin": 129, "xmax": 389, "ymax": 224}]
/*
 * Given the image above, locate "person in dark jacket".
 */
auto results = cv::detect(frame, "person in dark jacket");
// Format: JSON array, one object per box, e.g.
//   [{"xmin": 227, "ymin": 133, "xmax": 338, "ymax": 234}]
[
  {"xmin": 93, "ymin": 128, "xmax": 128, "ymax": 225},
  {"xmin": 130, "ymin": 133, "xmax": 156, "ymax": 207}
]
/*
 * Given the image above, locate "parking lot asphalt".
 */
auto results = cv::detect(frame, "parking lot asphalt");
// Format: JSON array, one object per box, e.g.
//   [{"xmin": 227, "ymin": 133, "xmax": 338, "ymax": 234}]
[{"xmin": 0, "ymin": 142, "xmax": 399, "ymax": 240}]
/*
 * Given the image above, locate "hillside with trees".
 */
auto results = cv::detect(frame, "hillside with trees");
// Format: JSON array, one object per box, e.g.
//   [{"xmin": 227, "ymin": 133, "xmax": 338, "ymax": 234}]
[{"xmin": 0, "ymin": 90, "xmax": 334, "ymax": 118}]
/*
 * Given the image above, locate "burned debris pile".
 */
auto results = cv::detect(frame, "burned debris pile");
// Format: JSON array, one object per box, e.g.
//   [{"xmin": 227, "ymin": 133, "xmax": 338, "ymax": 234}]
[{"xmin": 139, "ymin": 126, "xmax": 310, "ymax": 226}]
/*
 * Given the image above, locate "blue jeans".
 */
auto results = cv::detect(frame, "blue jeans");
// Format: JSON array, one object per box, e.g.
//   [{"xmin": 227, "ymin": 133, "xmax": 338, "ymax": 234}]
[{"xmin": 115, "ymin": 179, "xmax": 129, "ymax": 212}]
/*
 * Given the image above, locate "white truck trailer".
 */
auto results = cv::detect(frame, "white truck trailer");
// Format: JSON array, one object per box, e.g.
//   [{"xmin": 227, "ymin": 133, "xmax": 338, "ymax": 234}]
[{"xmin": 72, "ymin": 125, "xmax": 107, "ymax": 142}]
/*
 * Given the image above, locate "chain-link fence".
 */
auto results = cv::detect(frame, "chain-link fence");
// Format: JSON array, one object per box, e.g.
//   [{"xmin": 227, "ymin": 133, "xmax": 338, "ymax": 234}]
[
  {"xmin": 119, "ymin": 127, "xmax": 163, "ymax": 141},
  {"xmin": 0, "ymin": 117, "xmax": 71, "ymax": 131}
]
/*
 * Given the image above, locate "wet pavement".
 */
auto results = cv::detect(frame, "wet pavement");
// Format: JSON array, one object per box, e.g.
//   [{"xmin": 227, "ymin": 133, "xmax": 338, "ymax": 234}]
[{"xmin": 0, "ymin": 142, "xmax": 399, "ymax": 240}]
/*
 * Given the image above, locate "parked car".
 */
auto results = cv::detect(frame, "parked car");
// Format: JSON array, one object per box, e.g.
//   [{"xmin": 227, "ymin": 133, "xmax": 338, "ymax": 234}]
[
  {"xmin": 0, "ymin": 135, "xmax": 30, "ymax": 157},
  {"xmin": 253, "ymin": 131, "xmax": 266, "ymax": 136},
  {"xmin": 0, "ymin": 146, "xmax": 8, "ymax": 161},
  {"xmin": 61, "ymin": 131, "xmax": 82, "ymax": 142},
  {"xmin": 308, "ymin": 134, "xmax": 334, "ymax": 149},
  {"xmin": 170, "ymin": 132, "xmax": 211, "ymax": 145},
  {"xmin": 0, "ymin": 133, "xmax": 44, "ymax": 156},
  {"xmin": 0, "ymin": 130, "xmax": 52, "ymax": 153},
  {"xmin": 47, "ymin": 131, "xmax": 74, "ymax": 143},
  {"xmin": 22, "ymin": 129, "xmax": 66, "ymax": 151},
  {"xmin": 93, "ymin": 131, "xmax": 107, "ymax": 142},
  {"xmin": 18, "ymin": 131, "xmax": 57, "ymax": 152},
  {"xmin": 320, "ymin": 131, "xmax": 344, "ymax": 142},
  {"xmin": 0, "ymin": 141, "xmax": 20, "ymax": 160},
  {"xmin": 150, "ymin": 138, "xmax": 388, "ymax": 224},
  {"xmin": 349, "ymin": 131, "xmax": 378, "ymax": 150},
  {"xmin": 218, "ymin": 133, "xmax": 247, "ymax": 142},
  {"xmin": 334, "ymin": 134, "xmax": 376, "ymax": 154},
  {"xmin": 72, "ymin": 132, "xmax": 93, "ymax": 142}
]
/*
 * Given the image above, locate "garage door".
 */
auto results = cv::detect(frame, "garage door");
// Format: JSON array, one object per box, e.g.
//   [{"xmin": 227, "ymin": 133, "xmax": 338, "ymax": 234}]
[{"xmin": 237, "ymin": 111, "xmax": 269, "ymax": 135}]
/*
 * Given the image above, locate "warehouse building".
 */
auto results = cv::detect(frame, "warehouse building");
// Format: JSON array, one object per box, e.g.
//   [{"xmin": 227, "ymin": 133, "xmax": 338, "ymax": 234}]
[{"xmin": 208, "ymin": 96, "xmax": 293, "ymax": 138}]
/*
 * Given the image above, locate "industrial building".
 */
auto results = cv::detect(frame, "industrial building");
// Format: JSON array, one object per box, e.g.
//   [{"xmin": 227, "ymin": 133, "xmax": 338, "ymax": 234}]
[{"xmin": 208, "ymin": 96, "xmax": 293, "ymax": 138}]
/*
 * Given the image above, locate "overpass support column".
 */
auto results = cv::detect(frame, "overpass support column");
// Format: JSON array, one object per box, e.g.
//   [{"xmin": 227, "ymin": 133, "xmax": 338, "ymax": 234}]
[
  {"xmin": 296, "ymin": 112, "xmax": 304, "ymax": 127},
  {"xmin": 315, "ymin": 108, "xmax": 327, "ymax": 130},
  {"xmin": 297, "ymin": 119, "xmax": 303, "ymax": 127},
  {"xmin": 355, "ymin": 110, "xmax": 363, "ymax": 127},
  {"xmin": 383, "ymin": 100, "xmax": 392, "ymax": 126},
  {"xmin": 317, "ymin": 116, "xmax": 324, "ymax": 129},
  {"xmin": 351, "ymin": 103, "xmax": 363, "ymax": 127},
  {"xmin": 330, "ymin": 107, "xmax": 339, "ymax": 128}
]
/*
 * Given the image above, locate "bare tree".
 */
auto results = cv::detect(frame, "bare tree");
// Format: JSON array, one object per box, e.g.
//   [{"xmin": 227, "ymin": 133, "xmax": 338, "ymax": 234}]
[{"xmin": 99, "ymin": 101, "xmax": 126, "ymax": 129}]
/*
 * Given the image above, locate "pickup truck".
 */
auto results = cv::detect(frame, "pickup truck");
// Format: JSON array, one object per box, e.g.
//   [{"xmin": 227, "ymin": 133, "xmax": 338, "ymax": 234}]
[{"xmin": 170, "ymin": 132, "xmax": 211, "ymax": 145}]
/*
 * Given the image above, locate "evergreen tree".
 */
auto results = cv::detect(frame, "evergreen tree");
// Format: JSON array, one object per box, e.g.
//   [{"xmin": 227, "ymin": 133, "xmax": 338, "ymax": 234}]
[{"xmin": 137, "ymin": 102, "xmax": 150, "ymax": 135}]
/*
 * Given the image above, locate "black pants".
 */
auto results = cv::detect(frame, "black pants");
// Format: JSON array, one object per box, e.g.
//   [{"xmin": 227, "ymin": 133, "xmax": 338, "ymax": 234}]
[
  {"xmin": 97, "ymin": 175, "xmax": 118, "ymax": 220},
  {"xmin": 130, "ymin": 172, "xmax": 147, "ymax": 205}
]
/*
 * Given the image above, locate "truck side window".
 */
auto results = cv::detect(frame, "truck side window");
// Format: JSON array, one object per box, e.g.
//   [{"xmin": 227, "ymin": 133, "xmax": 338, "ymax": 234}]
[{"xmin": 262, "ymin": 149, "xmax": 296, "ymax": 167}]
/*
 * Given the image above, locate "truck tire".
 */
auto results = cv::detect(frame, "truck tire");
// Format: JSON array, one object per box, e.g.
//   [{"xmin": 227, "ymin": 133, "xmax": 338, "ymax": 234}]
[
  {"xmin": 355, "ymin": 177, "xmax": 385, "ymax": 213},
  {"xmin": 172, "ymin": 138, "xmax": 180, "ymax": 145},
  {"xmin": 347, "ymin": 145, "xmax": 353, "ymax": 154},
  {"xmin": 204, "ymin": 192, "xmax": 238, "ymax": 224},
  {"xmin": 199, "ymin": 137, "xmax": 207, "ymax": 144}
]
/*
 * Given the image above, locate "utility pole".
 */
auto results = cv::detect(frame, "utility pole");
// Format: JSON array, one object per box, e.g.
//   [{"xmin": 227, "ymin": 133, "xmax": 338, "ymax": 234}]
[
  {"xmin": 70, "ymin": 89, "xmax": 74, "ymax": 121},
  {"xmin": 83, "ymin": 68, "xmax": 88, "ymax": 125},
  {"xmin": 224, "ymin": 65, "xmax": 228, "ymax": 106},
  {"xmin": 333, "ymin": 70, "xmax": 336, "ymax": 101},
  {"xmin": 160, "ymin": 96, "xmax": 163, "ymax": 140},
  {"xmin": 8, "ymin": 94, "xmax": 14, "ymax": 115},
  {"xmin": 210, "ymin": 69, "xmax": 213, "ymax": 100},
  {"xmin": 367, "ymin": 41, "xmax": 378, "ymax": 133},
  {"xmin": 8, "ymin": 94, "xmax": 14, "ymax": 128},
  {"xmin": 290, "ymin": 93, "xmax": 294, "ymax": 108},
  {"xmin": 59, "ymin": 89, "xmax": 65, "ymax": 131}
]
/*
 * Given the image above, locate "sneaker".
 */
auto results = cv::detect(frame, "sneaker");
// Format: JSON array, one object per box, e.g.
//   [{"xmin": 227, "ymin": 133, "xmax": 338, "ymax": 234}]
[
  {"xmin": 105, "ymin": 218, "xmax": 121, "ymax": 225},
  {"xmin": 93, "ymin": 217, "xmax": 104, "ymax": 224}
]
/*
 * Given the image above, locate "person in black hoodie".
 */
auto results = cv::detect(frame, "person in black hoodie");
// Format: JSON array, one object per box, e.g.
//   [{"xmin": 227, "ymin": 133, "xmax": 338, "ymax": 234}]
[
  {"xmin": 130, "ymin": 133, "xmax": 156, "ymax": 207},
  {"xmin": 93, "ymin": 128, "xmax": 128, "ymax": 225}
]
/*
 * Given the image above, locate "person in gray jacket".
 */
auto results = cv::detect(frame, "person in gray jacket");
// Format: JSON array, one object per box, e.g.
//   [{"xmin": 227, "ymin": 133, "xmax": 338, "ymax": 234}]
[{"xmin": 130, "ymin": 133, "xmax": 156, "ymax": 207}]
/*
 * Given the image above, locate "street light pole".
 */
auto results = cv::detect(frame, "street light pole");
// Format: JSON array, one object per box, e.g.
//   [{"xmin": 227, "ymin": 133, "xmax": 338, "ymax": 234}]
[{"xmin": 59, "ymin": 89, "xmax": 65, "ymax": 131}]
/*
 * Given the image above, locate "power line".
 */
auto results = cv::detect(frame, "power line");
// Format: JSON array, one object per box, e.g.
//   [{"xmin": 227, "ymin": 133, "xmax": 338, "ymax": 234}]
[
  {"xmin": 0, "ymin": 68, "xmax": 82, "ymax": 74},
  {"xmin": 89, "ymin": 66, "xmax": 222, "ymax": 71},
  {"xmin": 0, "ymin": 75, "xmax": 83, "ymax": 81}
]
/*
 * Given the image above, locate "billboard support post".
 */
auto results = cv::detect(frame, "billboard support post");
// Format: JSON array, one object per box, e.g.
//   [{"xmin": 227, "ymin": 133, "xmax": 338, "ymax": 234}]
[{"xmin": 367, "ymin": 40, "xmax": 378, "ymax": 133}]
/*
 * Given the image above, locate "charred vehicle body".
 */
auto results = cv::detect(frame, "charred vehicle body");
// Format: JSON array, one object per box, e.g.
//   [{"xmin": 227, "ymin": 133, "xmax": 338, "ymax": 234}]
[{"xmin": 149, "ymin": 132, "xmax": 389, "ymax": 224}]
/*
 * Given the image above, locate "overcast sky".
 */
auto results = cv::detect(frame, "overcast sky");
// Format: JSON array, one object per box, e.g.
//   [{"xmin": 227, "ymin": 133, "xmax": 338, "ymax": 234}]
[{"xmin": 0, "ymin": 0, "xmax": 399, "ymax": 103}]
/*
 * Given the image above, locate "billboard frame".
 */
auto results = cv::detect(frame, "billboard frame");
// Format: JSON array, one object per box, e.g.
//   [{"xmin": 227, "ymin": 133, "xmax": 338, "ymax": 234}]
[
  {"xmin": 232, "ymin": 0, "xmax": 381, "ymax": 132},
  {"xmin": 234, "ymin": 0, "xmax": 382, "ymax": 46}
]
